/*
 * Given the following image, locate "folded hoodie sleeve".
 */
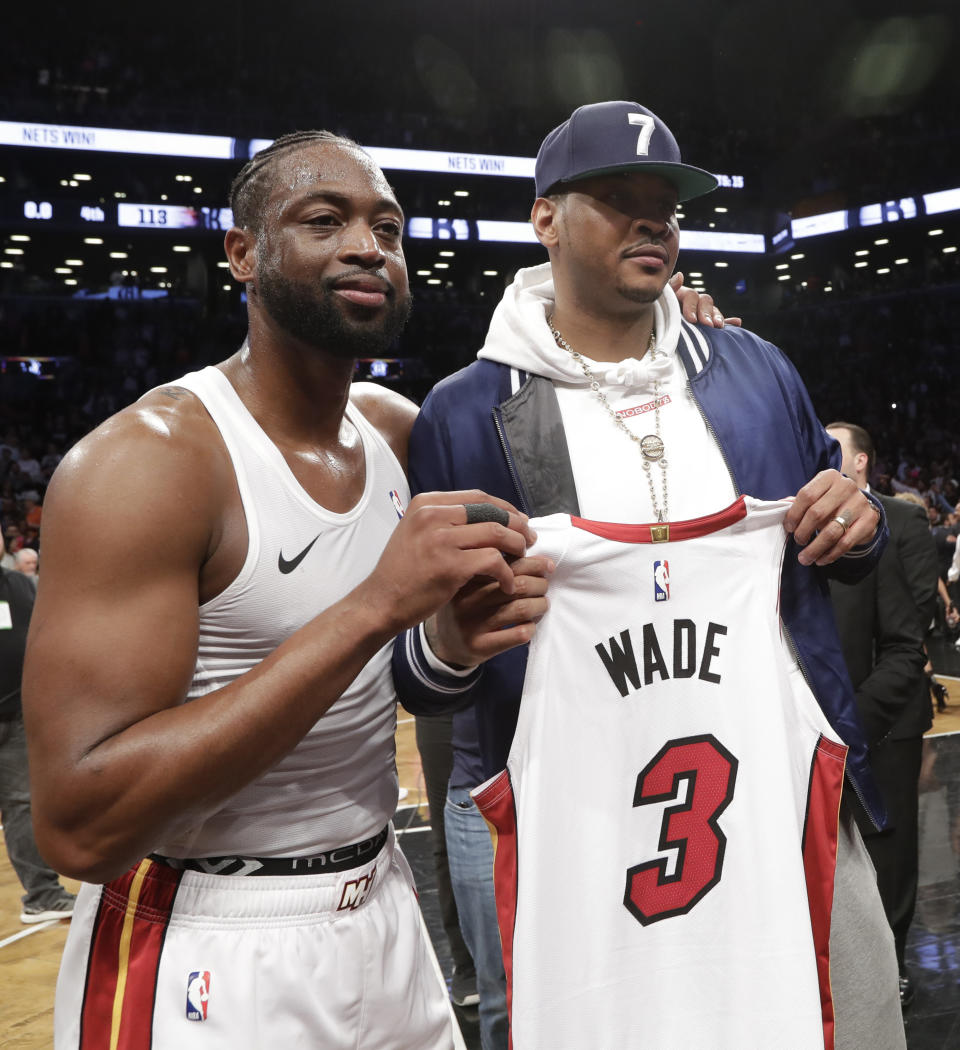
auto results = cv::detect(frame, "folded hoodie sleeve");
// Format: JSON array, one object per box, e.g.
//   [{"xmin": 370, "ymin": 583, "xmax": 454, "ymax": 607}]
[{"xmin": 392, "ymin": 619, "xmax": 482, "ymax": 715}]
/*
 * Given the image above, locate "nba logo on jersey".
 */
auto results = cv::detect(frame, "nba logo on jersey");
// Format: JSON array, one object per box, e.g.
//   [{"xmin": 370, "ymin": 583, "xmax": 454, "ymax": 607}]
[
  {"xmin": 653, "ymin": 559, "xmax": 670, "ymax": 602},
  {"xmin": 186, "ymin": 971, "xmax": 210, "ymax": 1022},
  {"xmin": 388, "ymin": 489, "xmax": 405, "ymax": 519}
]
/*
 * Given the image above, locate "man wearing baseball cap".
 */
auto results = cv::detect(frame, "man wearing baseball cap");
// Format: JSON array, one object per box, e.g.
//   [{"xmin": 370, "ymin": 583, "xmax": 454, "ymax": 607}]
[
  {"xmin": 395, "ymin": 101, "xmax": 903, "ymax": 1048},
  {"xmin": 533, "ymin": 99, "xmax": 719, "ymax": 200}
]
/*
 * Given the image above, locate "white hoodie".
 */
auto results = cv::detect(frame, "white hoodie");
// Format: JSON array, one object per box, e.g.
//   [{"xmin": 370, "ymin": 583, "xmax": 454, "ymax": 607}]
[{"xmin": 477, "ymin": 263, "xmax": 736, "ymax": 523}]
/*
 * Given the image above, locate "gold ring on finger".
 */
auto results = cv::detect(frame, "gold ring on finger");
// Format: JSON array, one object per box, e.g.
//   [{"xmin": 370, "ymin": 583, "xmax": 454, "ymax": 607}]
[{"xmin": 832, "ymin": 510, "xmax": 854, "ymax": 533}]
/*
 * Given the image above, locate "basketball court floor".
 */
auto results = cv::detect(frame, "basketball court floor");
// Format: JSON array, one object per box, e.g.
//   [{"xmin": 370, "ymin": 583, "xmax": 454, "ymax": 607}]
[{"xmin": 3, "ymin": 673, "xmax": 960, "ymax": 1049}]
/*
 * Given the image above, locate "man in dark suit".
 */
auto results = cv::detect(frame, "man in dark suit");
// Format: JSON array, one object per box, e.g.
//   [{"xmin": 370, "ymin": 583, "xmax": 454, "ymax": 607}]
[
  {"xmin": 0, "ymin": 564, "xmax": 76, "ymax": 922},
  {"xmin": 827, "ymin": 422, "xmax": 939, "ymax": 1009}
]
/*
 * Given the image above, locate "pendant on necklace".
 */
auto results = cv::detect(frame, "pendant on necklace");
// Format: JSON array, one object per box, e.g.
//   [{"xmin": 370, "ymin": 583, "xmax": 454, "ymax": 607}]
[{"xmin": 639, "ymin": 435, "xmax": 665, "ymax": 461}]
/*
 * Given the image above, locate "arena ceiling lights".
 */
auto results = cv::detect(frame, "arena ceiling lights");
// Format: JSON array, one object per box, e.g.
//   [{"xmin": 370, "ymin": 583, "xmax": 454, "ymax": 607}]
[{"xmin": 6, "ymin": 119, "xmax": 957, "ymax": 256}]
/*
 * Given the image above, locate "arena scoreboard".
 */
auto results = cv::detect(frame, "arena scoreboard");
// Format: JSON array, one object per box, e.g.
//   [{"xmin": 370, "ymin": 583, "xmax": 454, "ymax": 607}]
[{"xmin": 0, "ymin": 195, "xmax": 234, "ymax": 232}]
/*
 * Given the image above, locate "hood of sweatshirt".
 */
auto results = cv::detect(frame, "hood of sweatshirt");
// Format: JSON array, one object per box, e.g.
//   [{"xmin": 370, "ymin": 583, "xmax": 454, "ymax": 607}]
[{"xmin": 477, "ymin": 262, "xmax": 682, "ymax": 393}]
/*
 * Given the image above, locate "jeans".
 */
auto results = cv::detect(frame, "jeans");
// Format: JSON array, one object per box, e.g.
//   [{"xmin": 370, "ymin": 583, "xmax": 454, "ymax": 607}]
[
  {"xmin": 414, "ymin": 716, "xmax": 475, "ymax": 980},
  {"xmin": 445, "ymin": 787, "xmax": 508, "ymax": 1050},
  {"xmin": 0, "ymin": 712, "xmax": 68, "ymax": 909}
]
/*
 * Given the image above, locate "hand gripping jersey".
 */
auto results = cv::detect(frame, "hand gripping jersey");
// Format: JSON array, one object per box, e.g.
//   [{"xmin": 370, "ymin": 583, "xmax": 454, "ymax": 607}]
[{"xmin": 473, "ymin": 497, "xmax": 847, "ymax": 1050}]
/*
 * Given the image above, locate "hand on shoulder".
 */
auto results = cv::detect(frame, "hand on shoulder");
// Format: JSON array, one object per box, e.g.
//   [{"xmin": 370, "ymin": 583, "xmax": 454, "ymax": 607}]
[{"xmin": 670, "ymin": 272, "xmax": 742, "ymax": 329}]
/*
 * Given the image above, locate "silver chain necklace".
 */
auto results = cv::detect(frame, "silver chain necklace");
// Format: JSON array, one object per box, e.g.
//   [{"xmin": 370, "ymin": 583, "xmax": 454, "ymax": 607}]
[{"xmin": 548, "ymin": 316, "xmax": 670, "ymax": 528}]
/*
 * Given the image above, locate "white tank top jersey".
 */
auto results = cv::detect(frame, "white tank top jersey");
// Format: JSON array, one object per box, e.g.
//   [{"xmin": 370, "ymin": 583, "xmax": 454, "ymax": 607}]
[
  {"xmin": 155, "ymin": 366, "xmax": 409, "ymax": 859},
  {"xmin": 473, "ymin": 497, "xmax": 848, "ymax": 1050}
]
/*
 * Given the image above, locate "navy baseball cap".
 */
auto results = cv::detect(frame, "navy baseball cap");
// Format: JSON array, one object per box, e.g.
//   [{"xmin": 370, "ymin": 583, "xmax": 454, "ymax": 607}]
[{"xmin": 534, "ymin": 101, "xmax": 719, "ymax": 202}]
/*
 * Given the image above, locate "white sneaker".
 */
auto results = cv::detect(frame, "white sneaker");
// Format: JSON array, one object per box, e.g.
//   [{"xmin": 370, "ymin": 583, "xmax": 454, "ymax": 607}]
[{"xmin": 20, "ymin": 896, "xmax": 75, "ymax": 924}]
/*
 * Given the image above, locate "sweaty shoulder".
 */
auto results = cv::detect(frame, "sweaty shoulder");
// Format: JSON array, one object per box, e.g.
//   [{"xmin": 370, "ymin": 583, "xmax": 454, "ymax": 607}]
[
  {"xmin": 45, "ymin": 385, "xmax": 230, "ymax": 568},
  {"xmin": 349, "ymin": 381, "xmax": 418, "ymax": 473},
  {"xmin": 55, "ymin": 384, "xmax": 226, "ymax": 489}
]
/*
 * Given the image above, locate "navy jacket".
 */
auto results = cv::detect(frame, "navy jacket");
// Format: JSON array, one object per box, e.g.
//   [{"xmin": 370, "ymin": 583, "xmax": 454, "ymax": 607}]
[{"xmin": 393, "ymin": 320, "xmax": 888, "ymax": 826}]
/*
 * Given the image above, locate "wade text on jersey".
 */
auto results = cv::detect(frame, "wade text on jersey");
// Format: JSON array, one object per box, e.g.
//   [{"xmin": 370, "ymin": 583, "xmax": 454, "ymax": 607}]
[{"xmin": 594, "ymin": 618, "xmax": 728, "ymax": 698}]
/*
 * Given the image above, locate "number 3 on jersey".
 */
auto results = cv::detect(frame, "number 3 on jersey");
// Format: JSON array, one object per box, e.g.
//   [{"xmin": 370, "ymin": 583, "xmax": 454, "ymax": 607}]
[{"xmin": 624, "ymin": 735, "xmax": 738, "ymax": 926}]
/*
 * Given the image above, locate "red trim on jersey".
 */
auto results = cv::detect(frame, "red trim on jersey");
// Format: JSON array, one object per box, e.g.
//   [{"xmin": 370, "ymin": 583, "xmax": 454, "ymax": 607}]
[
  {"xmin": 801, "ymin": 735, "xmax": 847, "ymax": 1050},
  {"xmin": 79, "ymin": 859, "xmax": 183, "ymax": 1050},
  {"xmin": 571, "ymin": 495, "xmax": 747, "ymax": 544},
  {"xmin": 472, "ymin": 770, "xmax": 519, "ymax": 1050}
]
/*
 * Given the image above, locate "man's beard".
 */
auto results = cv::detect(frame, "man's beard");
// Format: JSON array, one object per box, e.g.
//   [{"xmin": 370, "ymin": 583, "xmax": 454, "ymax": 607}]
[
  {"xmin": 256, "ymin": 268, "xmax": 412, "ymax": 359},
  {"xmin": 615, "ymin": 273, "xmax": 668, "ymax": 306}
]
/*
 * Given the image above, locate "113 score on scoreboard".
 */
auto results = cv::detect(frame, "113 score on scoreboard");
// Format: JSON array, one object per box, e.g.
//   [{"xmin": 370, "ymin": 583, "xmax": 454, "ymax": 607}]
[
  {"xmin": 2, "ymin": 196, "xmax": 232, "ymax": 232},
  {"xmin": 117, "ymin": 204, "xmax": 234, "ymax": 230}
]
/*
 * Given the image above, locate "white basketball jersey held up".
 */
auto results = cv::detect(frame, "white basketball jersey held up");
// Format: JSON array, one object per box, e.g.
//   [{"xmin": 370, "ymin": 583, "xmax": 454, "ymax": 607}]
[
  {"xmin": 155, "ymin": 366, "xmax": 409, "ymax": 858},
  {"xmin": 474, "ymin": 497, "xmax": 847, "ymax": 1050}
]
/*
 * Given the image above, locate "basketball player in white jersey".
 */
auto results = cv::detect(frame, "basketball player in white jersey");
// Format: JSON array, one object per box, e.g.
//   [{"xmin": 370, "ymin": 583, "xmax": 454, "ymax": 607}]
[{"xmin": 21, "ymin": 131, "xmax": 537, "ymax": 1050}]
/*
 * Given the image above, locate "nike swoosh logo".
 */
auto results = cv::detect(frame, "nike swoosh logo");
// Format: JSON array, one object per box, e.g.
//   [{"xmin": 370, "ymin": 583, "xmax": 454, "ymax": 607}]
[{"xmin": 278, "ymin": 534, "xmax": 321, "ymax": 574}]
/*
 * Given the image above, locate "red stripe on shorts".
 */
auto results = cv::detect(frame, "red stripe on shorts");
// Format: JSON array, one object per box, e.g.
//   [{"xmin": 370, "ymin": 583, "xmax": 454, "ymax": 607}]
[
  {"xmin": 79, "ymin": 858, "xmax": 183, "ymax": 1050},
  {"xmin": 472, "ymin": 770, "xmax": 519, "ymax": 1050},
  {"xmin": 801, "ymin": 735, "xmax": 847, "ymax": 1050}
]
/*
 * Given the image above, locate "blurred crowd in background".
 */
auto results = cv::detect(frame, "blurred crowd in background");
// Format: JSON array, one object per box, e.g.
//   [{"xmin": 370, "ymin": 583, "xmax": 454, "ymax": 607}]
[{"xmin": 1, "ymin": 1, "xmax": 958, "ymax": 603}]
